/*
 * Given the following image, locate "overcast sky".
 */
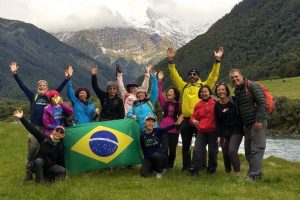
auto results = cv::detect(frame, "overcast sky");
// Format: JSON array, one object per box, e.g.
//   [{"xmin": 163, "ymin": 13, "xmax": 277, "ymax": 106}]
[{"xmin": 0, "ymin": 0, "xmax": 243, "ymax": 32}]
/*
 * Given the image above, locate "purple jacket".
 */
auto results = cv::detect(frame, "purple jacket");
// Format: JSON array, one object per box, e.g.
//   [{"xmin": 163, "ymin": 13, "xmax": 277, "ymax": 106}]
[
  {"xmin": 43, "ymin": 102, "xmax": 73, "ymax": 136},
  {"xmin": 158, "ymin": 81, "xmax": 180, "ymax": 134}
]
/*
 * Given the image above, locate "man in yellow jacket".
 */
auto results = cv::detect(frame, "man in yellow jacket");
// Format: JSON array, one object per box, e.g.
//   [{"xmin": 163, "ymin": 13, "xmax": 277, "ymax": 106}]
[{"xmin": 167, "ymin": 47, "xmax": 224, "ymax": 171}]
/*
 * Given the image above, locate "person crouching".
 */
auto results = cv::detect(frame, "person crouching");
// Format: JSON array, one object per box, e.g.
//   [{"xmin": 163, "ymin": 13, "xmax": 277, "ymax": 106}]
[
  {"xmin": 140, "ymin": 115, "xmax": 183, "ymax": 178},
  {"xmin": 14, "ymin": 110, "xmax": 66, "ymax": 183}
]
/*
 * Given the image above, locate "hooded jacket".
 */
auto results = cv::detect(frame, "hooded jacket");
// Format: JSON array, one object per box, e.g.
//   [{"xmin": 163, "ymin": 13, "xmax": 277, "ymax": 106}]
[
  {"xmin": 116, "ymin": 71, "xmax": 150, "ymax": 115},
  {"xmin": 127, "ymin": 75, "xmax": 158, "ymax": 131}
]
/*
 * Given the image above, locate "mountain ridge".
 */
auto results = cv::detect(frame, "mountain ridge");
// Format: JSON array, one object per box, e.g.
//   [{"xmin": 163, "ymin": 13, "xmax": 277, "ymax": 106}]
[{"xmin": 0, "ymin": 17, "xmax": 115, "ymax": 100}]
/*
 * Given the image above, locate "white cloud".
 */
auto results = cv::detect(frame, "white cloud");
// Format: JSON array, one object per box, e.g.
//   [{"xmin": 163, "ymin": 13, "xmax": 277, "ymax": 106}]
[{"xmin": 0, "ymin": 0, "xmax": 242, "ymax": 32}]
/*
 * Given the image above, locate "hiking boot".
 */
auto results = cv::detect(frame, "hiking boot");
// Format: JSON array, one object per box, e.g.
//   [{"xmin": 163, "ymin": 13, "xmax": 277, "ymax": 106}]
[
  {"xmin": 206, "ymin": 168, "xmax": 216, "ymax": 175},
  {"xmin": 191, "ymin": 171, "xmax": 199, "ymax": 177},
  {"xmin": 182, "ymin": 167, "xmax": 189, "ymax": 172},
  {"xmin": 21, "ymin": 173, "xmax": 33, "ymax": 185},
  {"xmin": 247, "ymin": 174, "xmax": 261, "ymax": 182}
]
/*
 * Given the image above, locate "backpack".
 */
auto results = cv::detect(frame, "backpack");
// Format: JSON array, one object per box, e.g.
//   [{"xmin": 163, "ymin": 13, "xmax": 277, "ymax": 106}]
[{"xmin": 246, "ymin": 80, "xmax": 275, "ymax": 114}]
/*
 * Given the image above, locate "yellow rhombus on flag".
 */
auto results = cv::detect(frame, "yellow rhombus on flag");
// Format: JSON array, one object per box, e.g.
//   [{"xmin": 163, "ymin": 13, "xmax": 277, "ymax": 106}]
[{"xmin": 64, "ymin": 118, "xmax": 142, "ymax": 174}]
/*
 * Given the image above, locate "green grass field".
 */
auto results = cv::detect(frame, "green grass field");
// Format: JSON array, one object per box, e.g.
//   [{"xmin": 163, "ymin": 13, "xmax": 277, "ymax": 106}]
[
  {"xmin": 0, "ymin": 122, "xmax": 300, "ymax": 200},
  {"xmin": 259, "ymin": 76, "xmax": 300, "ymax": 99},
  {"xmin": 225, "ymin": 76, "xmax": 300, "ymax": 100}
]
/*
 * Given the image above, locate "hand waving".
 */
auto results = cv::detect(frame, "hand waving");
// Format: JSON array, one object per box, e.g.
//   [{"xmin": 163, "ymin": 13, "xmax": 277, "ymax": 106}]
[
  {"xmin": 145, "ymin": 64, "xmax": 153, "ymax": 73},
  {"xmin": 214, "ymin": 47, "xmax": 224, "ymax": 61},
  {"xmin": 91, "ymin": 64, "xmax": 98, "ymax": 75},
  {"xmin": 157, "ymin": 71, "xmax": 164, "ymax": 81},
  {"xmin": 167, "ymin": 48, "xmax": 176, "ymax": 61},
  {"xmin": 13, "ymin": 110, "xmax": 23, "ymax": 118},
  {"xmin": 65, "ymin": 66, "xmax": 73, "ymax": 78},
  {"xmin": 10, "ymin": 62, "xmax": 19, "ymax": 74}
]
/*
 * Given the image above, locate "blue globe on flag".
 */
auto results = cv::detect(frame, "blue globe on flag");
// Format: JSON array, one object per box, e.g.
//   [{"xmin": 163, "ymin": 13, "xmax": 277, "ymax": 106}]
[{"xmin": 89, "ymin": 131, "xmax": 119, "ymax": 157}]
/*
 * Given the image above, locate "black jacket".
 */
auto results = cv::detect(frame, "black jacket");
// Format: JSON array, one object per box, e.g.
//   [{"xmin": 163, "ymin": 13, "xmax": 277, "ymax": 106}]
[
  {"xmin": 91, "ymin": 75, "xmax": 125, "ymax": 121},
  {"xmin": 214, "ymin": 98, "xmax": 243, "ymax": 137},
  {"xmin": 20, "ymin": 118, "xmax": 65, "ymax": 168}
]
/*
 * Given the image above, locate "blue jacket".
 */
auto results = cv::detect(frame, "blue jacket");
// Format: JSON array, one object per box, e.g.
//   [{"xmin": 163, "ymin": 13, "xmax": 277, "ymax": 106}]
[
  {"xmin": 67, "ymin": 80, "xmax": 96, "ymax": 124},
  {"xmin": 127, "ymin": 75, "xmax": 158, "ymax": 131},
  {"xmin": 13, "ymin": 74, "xmax": 68, "ymax": 126}
]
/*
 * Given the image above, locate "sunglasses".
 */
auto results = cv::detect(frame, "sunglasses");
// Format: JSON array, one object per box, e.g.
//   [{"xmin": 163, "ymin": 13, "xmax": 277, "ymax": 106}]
[
  {"xmin": 189, "ymin": 72, "xmax": 198, "ymax": 77},
  {"xmin": 216, "ymin": 82, "xmax": 226, "ymax": 86},
  {"xmin": 55, "ymin": 129, "xmax": 64, "ymax": 134}
]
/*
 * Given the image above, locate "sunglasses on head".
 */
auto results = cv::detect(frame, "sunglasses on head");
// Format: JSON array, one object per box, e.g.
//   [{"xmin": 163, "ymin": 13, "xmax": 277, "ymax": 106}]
[
  {"xmin": 189, "ymin": 72, "xmax": 198, "ymax": 77},
  {"xmin": 55, "ymin": 129, "xmax": 64, "ymax": 134},
  {"xmin": 216, "ymin": 82, "xmax": 226, "ymax": 86}
]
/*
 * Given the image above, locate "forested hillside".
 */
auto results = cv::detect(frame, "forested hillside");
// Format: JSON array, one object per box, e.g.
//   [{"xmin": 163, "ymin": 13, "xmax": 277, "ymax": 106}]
[
  {"xmin": 0, "ymin": 18, "xmax": 113, "ymax": 100},
  {"xmin": 156, "ymin": 0, "xmax": 300, "ymax": 85}
]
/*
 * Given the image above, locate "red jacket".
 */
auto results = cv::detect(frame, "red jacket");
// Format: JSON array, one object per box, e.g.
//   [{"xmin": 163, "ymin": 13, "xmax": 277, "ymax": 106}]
[{"xmin": 190, "ymin": 98, "xmax": 216, "ymax": 133}]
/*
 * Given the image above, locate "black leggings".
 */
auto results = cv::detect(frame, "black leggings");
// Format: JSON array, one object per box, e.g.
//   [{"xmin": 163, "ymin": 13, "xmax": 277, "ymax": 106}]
[
  {"xmin": 221, "ymin": 134, "xmax": 243, "ymax": 173},
  {"xmin": 160, "ymin": 133, "xmax": 179, "ymax": 168}
]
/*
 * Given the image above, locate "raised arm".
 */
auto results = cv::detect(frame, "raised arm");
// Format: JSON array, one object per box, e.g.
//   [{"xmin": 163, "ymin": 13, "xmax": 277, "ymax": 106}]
[
  {"xmin": 56, "ymin": 66, "xmax": 73, "ymax": 92},
  {"xmin": 115, "ymin": 65, "xmax": 127, "ymax": 97},
  {"xmin": 204, "ymin": 47, "xmax": 224, "ymax": 89},
  {"xmin": 157, "ymin": 71, "xmax": 166, "ymax": 108},
  {"xmin": 10, "ymin": 62, "xmax": 35, "ymax": 101},
  {"xmin": 149, "ymin": 71, "xmax": 159, "ymax": 106},
  {"xmin": 141, "ymin": 64, "xmax": 153, "ymax": 92},
  {"xmin": 91, "ymin": 65, "xmax": 107, "ymax": 101},
  {"xmin": 167, "ymin": 48, "xmax": 186, "ymax": 92},
  {"xmin": 67, "ymin": 79, "xmax": 76, "ymax": 103},
  {"xmin": 13, "ymin": 110, "xmax": 46, "ymax": 143}
]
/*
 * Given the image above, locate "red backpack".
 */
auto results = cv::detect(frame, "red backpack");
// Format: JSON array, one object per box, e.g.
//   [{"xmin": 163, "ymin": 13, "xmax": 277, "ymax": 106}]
[{"xmin": 246, "ymin": 80, "xmax": 275, "ymax": 114}]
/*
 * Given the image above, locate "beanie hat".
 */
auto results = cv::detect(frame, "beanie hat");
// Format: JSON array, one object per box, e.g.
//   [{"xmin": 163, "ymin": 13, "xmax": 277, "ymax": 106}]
[
  {"xmin": 47, "ymin": 90, "xmax": 60, "ymax": 100},
  {"xmin": 188, "ymin": 68, "xmax": 200, "ymax": 76},
  {"xmin": 75, "ymin": 88, "xmax": 91, "ymax": 99}
]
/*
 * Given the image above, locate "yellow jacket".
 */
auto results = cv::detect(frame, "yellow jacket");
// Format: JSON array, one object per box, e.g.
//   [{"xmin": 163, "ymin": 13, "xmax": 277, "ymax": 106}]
[{"xmin": 168, "ymin": 62, "xmax": 220, "ymax": 117}]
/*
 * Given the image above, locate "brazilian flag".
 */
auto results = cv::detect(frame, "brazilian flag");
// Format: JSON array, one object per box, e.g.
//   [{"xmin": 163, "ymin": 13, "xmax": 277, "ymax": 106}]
[{"xmin": 64, "ymin": 119, "xmax": 142, "ymax": 174}]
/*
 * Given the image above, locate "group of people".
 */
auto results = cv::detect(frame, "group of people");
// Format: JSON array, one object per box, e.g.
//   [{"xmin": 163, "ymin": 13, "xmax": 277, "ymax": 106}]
[{"xmin": 10, "ymin": 46, "xmax": 268, "ymax": 183}]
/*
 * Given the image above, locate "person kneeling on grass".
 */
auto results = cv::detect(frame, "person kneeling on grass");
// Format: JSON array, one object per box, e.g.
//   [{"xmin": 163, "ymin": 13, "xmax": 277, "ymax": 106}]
[
  {"xmin": 140, "ymin": 115, "xmax": 183, "ymax": 178},
  {"xmin": 13, "ymin": 110, "xmax": 66, "ymax": 183}
]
